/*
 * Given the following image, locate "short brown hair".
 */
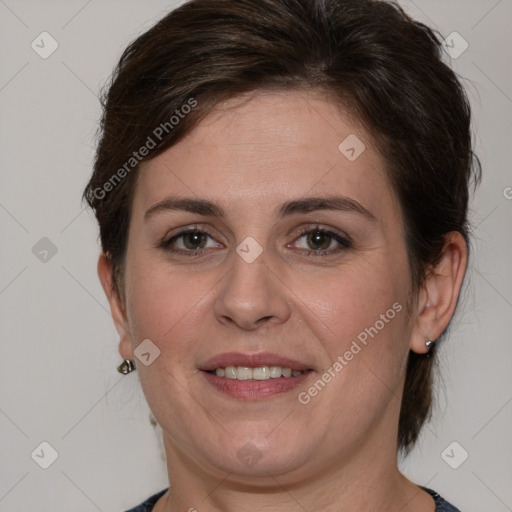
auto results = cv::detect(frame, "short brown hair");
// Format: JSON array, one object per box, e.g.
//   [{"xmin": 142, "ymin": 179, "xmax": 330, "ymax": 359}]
[{"xmin": 83, "ymin": 0, "xmax": 481, "ymax": 454}]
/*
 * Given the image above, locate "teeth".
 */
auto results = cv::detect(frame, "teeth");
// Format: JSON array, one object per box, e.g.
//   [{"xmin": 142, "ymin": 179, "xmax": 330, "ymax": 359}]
[
  {"xmin": 211, "ymin": 366, "xmax": 305, "ymax": 380},
  {"xmin": 237, "ymin": 366, "xmax": 253, "ymax": 381},
  {"xmin": 224, "ymin": 366, "xmax": 237, "ymax": 379},
  {"xmin": 282, "ymin": 367, "xmax": 292, "ymax": 378},
  {"xmin": 269, "ymin": 366, "xmax": 282, "ymax": 378},
  {"xmin": 252, "ymin": 366, "xmax": 270, "ymax": 380}
]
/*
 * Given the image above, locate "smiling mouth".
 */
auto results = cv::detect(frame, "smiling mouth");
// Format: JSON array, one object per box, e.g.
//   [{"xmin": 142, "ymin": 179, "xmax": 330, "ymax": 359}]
[
  {"xmin": 201, "ymin": 367, "xmax": 314, "ymax": 400},
  {"xmin": 205, "ymin": 366, "xmax": 311, "ymax": 380},
  {"xmin": 199, "ymin": 352, "xmax": 315, "ymax": 399}
]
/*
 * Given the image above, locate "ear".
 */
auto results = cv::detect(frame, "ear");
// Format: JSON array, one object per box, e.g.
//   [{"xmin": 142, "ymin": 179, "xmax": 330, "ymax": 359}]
[
  {"xmin": 97, "ymin": 253, "xmax": 134, "ymax": 360},
  {"xmin": 409, "ymin": 232, "xmax": 468, "ymax": 354}
]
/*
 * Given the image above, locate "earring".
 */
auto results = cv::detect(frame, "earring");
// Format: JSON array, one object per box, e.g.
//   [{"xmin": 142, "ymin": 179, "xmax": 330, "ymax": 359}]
[
  {"xmin": 425, "ymin": 337, "xmax": 435, "ymax": 356},
  {"xmin": 117, "ymin": 359, "xmax": 136, "ymax": 374}
]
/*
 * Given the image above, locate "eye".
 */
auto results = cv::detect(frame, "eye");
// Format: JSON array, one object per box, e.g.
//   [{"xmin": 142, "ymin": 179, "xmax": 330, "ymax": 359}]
[
  {"xmin": 290, "ymin": 225, "xmax": 351, "ymax": 256},
  {"xmin": 158, "ymin": 224, "xmax": 351, "ymax": 258},
  {"xmin": 158, "ymin": 225, "xmax": 222, "ymax": 256}
]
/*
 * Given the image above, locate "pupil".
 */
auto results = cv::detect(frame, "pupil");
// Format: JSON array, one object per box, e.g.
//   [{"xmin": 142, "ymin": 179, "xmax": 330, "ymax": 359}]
[
  {"xmin": 184, "ymin": 231, "xmax": 206, "ymax": 249},
  {"xmin": 308, "ymin": 231, "xmax": 330, "ymax": 250}
]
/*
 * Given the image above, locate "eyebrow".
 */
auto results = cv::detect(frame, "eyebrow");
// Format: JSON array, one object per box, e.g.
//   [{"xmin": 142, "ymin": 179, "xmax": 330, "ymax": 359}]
[
  {"xmin": 144, "ymin": 195, "xmax": 376, "ymax": 222},
  {"xmin": 277, "ymin": 196, "xmax": 376, "ymax": 221},
  {"xmin": 145, "ymin": 197, "xmax": 222, "ymax": 220}
]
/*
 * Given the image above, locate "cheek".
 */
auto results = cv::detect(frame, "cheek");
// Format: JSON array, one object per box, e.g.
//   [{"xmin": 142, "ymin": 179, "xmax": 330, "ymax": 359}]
[
  {"xmin": 123, "ymin": 254, "xmax": 211, "ymax": 345},
  {"xmin": 296, "ymin": 260, "xmax": 410, "ymax": 422},
  {"xmin": 123, "ymin": 258, "xmax": 213, "ymax": 406},
  {"xmin": 300, "ymin": 256, "xmax": 408, "ymax": 348},
  {"xmin": 296, "ymin": 255, "xmax": 412, "ymax": 409}
]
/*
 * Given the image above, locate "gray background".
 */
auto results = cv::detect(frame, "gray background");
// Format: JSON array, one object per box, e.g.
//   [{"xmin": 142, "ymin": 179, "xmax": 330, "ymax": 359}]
[{"xmin": 0, "ymin": 1, "xmax": 511, "ymax": 510}]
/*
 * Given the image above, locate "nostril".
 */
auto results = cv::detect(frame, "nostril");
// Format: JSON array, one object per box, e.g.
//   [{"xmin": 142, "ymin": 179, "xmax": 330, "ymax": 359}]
[{"xmin": 256, "ymin": 316, "xmax": 274, "ymax": 324}]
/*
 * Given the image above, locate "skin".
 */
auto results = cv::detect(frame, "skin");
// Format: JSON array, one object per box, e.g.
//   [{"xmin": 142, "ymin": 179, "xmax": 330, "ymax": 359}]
[{"xmin": 98, "ymin": 90, "xmax": 467, "ymax": 512}]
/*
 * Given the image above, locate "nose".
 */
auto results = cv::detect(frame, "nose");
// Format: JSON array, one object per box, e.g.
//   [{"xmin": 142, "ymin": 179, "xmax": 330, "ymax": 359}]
[{"xmin": 213, "ymin": 247, "xmax": 291, "ymax": 331}]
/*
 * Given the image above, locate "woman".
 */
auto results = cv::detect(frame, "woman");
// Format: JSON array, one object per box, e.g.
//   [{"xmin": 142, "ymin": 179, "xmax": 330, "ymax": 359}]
[{"xmin": 83, "ymin": 0, "xmax": 481, "ymax": 510}]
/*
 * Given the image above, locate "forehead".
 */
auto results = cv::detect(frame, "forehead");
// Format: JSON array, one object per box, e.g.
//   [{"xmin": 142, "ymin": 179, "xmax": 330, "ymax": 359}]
[{"xmin": 133, "ymin": 90, "xmax": 398, "ymax": 221}]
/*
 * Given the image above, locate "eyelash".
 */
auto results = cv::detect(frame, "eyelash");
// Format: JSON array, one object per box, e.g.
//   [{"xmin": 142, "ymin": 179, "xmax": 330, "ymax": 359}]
[
  {"xmin": 158, "ymin": 225, "xmax": 217, "ymax": 257},
  {"xmin": 291, "ymin": 226, "xmax": 352, "ymax": 256},
  {"xmin": 158, "ymin": 224, "xmax": 352, "ymax": 258}
]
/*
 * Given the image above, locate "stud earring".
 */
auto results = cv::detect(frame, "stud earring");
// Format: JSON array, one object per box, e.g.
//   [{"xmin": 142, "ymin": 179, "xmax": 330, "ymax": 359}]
[
  {"xmin": 117, "ymin": 359, "xmax": 136, "ymax": 374},
  {"xmin": 425, "ymin": 337, "xmax": 435, "ymax": 356}
]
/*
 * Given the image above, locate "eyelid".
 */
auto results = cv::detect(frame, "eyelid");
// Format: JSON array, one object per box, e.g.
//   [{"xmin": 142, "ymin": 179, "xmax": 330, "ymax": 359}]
[
  {"xmin": 287, "ymin": 227, "xmax": 353, "ymax": 258},
  {"xmin": 158, "ymin": 223, "xmax": 221, "ymax": 246},
  {"xmin": 287, "ymin": 224, "xmax": 352, "ymax": 254},
  {"xmin": 177, "ymin": 222, "xmax": 215, "ymax": 235},
  {"xmin": 292, "ymin": 223, "xmax": 352, "ymax": 244}
]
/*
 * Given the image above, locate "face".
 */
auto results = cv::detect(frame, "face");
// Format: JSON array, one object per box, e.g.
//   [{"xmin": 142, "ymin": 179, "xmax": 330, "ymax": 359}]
[{"xmin": 115, "ymin": 90, "xmax": 417, "ymax": 481}]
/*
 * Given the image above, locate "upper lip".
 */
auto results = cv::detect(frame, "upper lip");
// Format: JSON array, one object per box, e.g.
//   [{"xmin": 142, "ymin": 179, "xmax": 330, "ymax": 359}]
[{"xmin": 199, "ymin": 352, "xmax": 313, "ymax": 372}]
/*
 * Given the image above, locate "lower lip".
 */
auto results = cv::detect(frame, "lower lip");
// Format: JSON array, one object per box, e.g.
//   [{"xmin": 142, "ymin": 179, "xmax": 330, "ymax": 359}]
[{"xmin": 201, "ymin": 370, "xmax": 313, "ymax": 400}]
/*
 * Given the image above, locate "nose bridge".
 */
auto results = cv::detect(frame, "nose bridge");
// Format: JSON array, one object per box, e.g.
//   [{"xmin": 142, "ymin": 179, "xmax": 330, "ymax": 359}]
[{"xmin": 214, "ymin": 240, "xmax": 290, "ymax": 329}]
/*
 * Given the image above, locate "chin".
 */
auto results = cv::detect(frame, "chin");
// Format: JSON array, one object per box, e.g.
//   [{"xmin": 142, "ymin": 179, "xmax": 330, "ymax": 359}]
[{"xmin": 195, "ymin": 435, "xmax": 314, "ymax": 480}]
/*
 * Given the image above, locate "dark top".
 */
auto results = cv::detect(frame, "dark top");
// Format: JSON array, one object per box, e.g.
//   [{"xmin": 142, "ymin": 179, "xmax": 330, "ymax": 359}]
[{"xmin": 122, "ymin": 486, "xmax": 461, "ymax": 511}]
